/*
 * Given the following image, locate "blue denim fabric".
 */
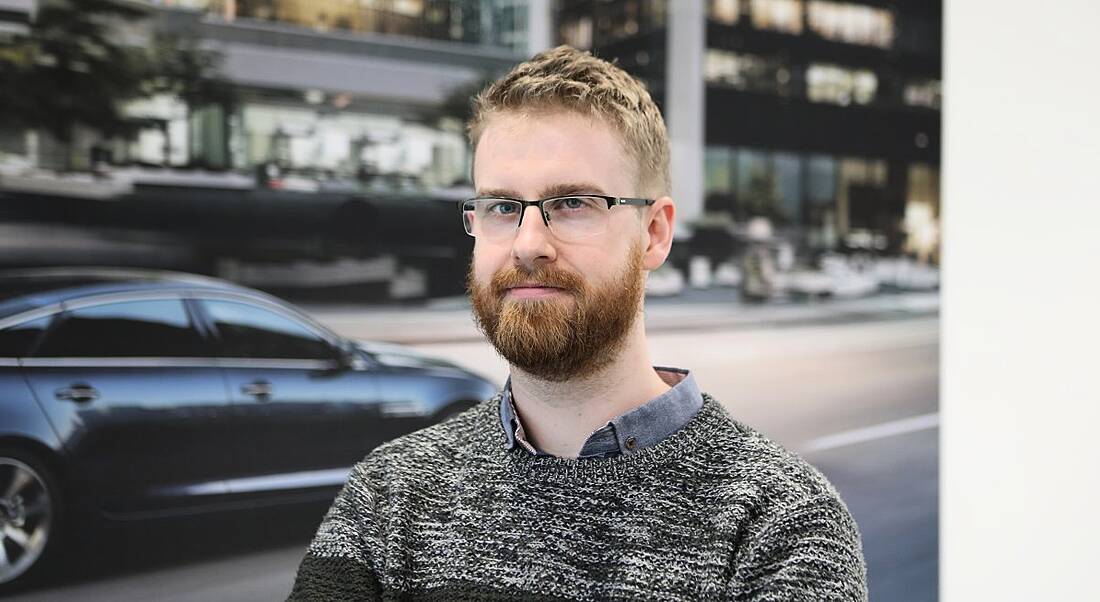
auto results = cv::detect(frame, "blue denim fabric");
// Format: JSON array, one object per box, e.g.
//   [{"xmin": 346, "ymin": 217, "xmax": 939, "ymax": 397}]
[{"xmin": 498, "ymin": 367, "xmax": 703, "ymax": 459}]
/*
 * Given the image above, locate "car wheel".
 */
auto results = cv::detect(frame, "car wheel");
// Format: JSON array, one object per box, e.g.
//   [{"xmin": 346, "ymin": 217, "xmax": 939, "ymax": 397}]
[{"xmin": 0, "ymin": 448, "xmax": 62, "ymax": 593}]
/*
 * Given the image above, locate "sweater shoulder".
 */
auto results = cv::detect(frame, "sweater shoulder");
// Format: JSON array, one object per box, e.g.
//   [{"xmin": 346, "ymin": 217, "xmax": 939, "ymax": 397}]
[
  {"xmin": 707, "ymin": 403, "xmax": 846, "ymax": 507},
  {"xmin": 354, "ymin": 395, "xmax": 499, "ymax": 474},
  {"xmin": 691, "ymin": 396, "xmax": 841, "ymax": 503}
]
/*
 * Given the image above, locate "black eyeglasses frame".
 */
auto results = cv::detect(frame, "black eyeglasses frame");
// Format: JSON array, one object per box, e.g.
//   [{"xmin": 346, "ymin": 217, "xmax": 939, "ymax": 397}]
[{"xmin": 459, "ymin": 194, "xmax": 655, "ymax": 234}]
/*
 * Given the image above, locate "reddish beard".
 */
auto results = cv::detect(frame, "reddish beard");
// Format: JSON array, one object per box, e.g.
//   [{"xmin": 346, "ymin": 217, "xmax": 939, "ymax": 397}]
[{"xmin": 468, "ymin": 243, "xmax": 647, "ymax": 382}]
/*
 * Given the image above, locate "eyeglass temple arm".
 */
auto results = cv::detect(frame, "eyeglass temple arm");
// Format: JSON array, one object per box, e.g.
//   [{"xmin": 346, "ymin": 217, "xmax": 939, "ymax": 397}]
[{"xmin": 615, "ymin": 198, "xmax": 656, "ymax": 207}]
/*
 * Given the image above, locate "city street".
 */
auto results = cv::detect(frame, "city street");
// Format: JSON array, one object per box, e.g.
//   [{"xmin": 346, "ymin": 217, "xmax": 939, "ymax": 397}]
[{"xmin": 8, "ymin": 310, "xmax": 938, "ymax": 602}]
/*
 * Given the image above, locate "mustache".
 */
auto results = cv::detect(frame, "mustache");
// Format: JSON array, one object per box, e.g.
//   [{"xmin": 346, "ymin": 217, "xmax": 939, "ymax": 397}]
[{"xmin": 489, "ymin": 264, "xmax": 584, "ymax": 296}]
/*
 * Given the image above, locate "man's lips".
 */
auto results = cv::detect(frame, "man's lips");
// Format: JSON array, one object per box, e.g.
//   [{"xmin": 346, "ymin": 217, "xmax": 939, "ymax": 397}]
[{"xmin": 504, "ymin": 284, "xmax": 568, "ymax": 298}]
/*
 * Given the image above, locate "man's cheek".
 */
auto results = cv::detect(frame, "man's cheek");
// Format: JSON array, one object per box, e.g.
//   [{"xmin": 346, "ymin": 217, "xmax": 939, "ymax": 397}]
[{"xmin": 470, "ymin": 260, "xmax": 494, "ymax": 289}]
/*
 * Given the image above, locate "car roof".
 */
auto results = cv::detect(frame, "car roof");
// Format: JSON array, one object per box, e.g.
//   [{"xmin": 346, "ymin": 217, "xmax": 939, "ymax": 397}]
[{"xmin": 0, "ymin": 267, "xmax": 264, "ymax": 320}]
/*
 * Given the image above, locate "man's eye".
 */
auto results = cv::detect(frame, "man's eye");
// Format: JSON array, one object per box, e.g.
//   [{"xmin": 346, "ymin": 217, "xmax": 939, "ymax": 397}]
[
  {"xmin": 487, "ymin": 202, "xmax": 518, "ymax": 215},
  {"xmin": 557, "ymin": 197, "xmax": 597, "ymax": 210}
]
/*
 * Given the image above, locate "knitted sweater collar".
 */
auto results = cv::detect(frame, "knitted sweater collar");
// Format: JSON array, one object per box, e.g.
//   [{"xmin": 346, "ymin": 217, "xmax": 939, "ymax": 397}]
[{"xmin": 471, "ymin": 392, "xmax": 739, "ymax": 485}]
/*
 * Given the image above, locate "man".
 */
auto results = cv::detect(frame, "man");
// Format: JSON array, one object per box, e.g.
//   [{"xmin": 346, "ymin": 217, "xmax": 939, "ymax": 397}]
[{"xmin": 289, "ymin": 46, "xmax": 867, "ymax": 601}]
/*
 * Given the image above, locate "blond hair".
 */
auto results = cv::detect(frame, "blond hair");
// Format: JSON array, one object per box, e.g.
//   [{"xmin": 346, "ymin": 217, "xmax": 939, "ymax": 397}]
[{"xmin": 467, "ymin": 45, "xmax": 671, "ymax": 197}]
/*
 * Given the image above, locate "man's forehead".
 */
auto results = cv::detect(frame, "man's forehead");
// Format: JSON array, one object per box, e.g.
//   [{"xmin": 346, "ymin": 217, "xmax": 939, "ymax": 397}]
[{"xmin": 473, "ymin": 112, "xmax": 636, "ymax": 197}]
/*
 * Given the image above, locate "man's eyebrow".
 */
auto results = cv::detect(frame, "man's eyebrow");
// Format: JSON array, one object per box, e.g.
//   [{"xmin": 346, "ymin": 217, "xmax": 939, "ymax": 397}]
[
  {"xmin": 475, "ymin": 188, "xmax": 522, "ymax": 198},
  {"xmin": 474, "ymin": 183, "xmax": 609, "ymax": 199},
  {"xmin": 541, "ymin": 182, "xmax": 608, "ymax": 198}
]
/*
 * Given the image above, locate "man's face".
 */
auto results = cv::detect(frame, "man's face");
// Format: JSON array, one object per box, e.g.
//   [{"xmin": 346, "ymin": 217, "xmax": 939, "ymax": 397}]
[{"xmin": 467, "ymin": 111, "xmax": 650, "ymax": 381}]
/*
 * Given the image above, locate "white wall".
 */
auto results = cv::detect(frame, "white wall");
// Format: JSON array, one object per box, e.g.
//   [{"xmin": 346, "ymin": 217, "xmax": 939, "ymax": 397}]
[{"xmin": 942, "ymin": 1, "xmax": 1100, "ymax": 600}]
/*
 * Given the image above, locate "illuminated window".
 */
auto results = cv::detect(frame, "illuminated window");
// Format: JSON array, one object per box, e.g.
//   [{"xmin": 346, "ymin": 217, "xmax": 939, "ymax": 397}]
[
  {"xmin": 705, "ymin": 146, "xmax": 734, "ymax": 194},
  {"xmin": 392, "ymin": 0, "xmax": 424, "ymax": 18},
  {"xmin": 705, "ymin": 50, "xmax": 792, "ymax": 96},
  {"xmin": 907, "ymin": 163, "xmax": 939, "ymax": 209},
  {"xmin": 839, "ymin": 157, "xmax": 885, "ymax": 187},
  {"xmin": 807, "ymin": 1, "xmax": 894, "ymax": 48},
  {"xmin": 750, "ymin": 0, "xmax": 803, "ymax": 35},
  {"xmin": 904, "ymin": 79, "xmax": 942, "ymax": 109},
  {"xmin": 207, "ymin": 0, "xmax": 522, "ymax": 50},
  {"xmin": 647, "ymin": 0, "xmax": 667, "ymax": 27},
  {"xmin": 806, "ymin": 63, "xmax": 877, "ymax": 106},
  {"xmin": 709, "ymin": 0, "xmax": 741, "ymax": 25},
  {"xmin": 838, "ymin": 156, "xmax": 887, "ymax": 232}
]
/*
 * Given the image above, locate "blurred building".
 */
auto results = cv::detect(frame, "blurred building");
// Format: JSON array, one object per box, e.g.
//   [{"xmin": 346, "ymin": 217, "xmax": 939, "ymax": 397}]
[
  {"xmin": 1, "ymin": 0, "xmax": 940, "ymax": 298},
  {"xmin": 557, "ymin": 0, "xmax": 941, "ymax": 261},
  {"xmin": 124, "ymin": 0, "xmax": 552, "ymax": 189},
  {"xmin": 0, "ymin": 0, "xmax": 34, "ymax": 35},
  {"xmin": 0, "ymin": 1, "xmax": 550, "ymax": 188},
  {"xmin": 0, "ymin": 0, "xmax": 553, "ymax": 299}
]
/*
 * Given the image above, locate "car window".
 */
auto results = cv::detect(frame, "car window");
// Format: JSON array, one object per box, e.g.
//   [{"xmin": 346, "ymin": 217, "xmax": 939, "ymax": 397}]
[
  {"xmin": 200, "ymin": 299, "xmax": 335, "ymax": 360},
  {"xmin": 0, "ymin": 316, "xmax": 52, "ymax": 357},
  {"xmin": 34, "ymin": 299, "xmax": 204, "ymax": 357}
]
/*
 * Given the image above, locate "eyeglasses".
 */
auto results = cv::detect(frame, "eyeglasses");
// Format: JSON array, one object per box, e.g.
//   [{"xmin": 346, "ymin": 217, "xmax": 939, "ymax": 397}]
[{"xmin": 461, "ymin": 194, "xmax": 655, "ymax": 242}]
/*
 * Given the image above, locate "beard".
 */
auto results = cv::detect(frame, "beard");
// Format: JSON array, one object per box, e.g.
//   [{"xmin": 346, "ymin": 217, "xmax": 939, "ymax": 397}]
[{"xmin": 468, "ymin": 242, "xmax": 647, "ymax": 382}]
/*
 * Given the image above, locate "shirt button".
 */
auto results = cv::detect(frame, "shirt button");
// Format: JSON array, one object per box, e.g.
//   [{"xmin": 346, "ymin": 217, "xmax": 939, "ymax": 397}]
[{"xmin": 625, "ymin": 436, "xmax": 637, "ymax": 450}]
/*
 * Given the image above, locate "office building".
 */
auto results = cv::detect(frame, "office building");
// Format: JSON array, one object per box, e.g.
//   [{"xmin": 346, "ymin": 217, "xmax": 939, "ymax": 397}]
[{"xmin": 557, "ymin": 0, "xmax": 941, "ymax": 260}]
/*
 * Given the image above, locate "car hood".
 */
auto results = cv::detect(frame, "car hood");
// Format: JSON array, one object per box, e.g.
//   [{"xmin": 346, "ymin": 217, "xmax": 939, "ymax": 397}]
[{"xmin": 354, "ymin": 340, "xmax": 467, "ymax": 371}]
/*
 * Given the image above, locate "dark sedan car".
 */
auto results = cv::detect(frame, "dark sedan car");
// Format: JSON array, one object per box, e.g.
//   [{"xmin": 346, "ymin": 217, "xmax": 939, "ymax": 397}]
[{"xmin": 0, "ymin": 267, "xmax": 497, "ymax": 591}]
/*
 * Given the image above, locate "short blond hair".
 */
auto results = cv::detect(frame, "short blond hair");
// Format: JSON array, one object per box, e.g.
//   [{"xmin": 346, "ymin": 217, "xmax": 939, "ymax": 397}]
[{"xmin": 467, "ymin": 45, "xmax": 671, "ymax": 197}]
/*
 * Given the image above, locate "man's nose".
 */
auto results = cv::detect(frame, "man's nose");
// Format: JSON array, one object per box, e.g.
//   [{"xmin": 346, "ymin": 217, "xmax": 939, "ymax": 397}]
[{"xmin": 511, "ymin": 205, "xmax": 557, "ymax": 269}]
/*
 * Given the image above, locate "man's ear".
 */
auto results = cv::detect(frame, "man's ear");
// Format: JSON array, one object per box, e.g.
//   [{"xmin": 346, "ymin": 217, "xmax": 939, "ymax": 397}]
[{"xmin": 643, "ymin": 196, "xmax": 676, "ymax": 271}]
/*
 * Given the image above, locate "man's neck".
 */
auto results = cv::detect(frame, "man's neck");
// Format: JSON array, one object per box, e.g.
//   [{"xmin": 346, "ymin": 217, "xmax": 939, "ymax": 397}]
[{"xmin": 507, "ymin": 321, "xmax": 670, "ymax": 458}]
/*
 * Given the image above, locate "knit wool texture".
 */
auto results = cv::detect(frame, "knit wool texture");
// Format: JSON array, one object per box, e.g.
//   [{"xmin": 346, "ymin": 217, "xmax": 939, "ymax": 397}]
[{"xmin": 287, "ymin": 394, "xmax": 868, "ymax": 601}]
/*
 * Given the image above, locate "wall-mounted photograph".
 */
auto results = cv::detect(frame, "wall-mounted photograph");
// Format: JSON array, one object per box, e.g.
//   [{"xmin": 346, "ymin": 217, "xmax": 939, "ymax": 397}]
[{"xmin": 1, "ymin": 1, "xmax": 940, "ymax": 600}]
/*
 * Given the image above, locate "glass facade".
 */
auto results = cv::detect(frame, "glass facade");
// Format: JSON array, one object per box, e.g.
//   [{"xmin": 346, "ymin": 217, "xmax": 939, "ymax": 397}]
[
  {"xmin": 708, "ymin": 0, "xmax": 740, "ymax": 25},
  {"xmin": 806, "ymin": 154, "xmax": 836, "ymax": 204},
  {"xmin": 112, "ymin": 88, "xmax": 469, "ymax": 189},
  {"xmin": 97, "ymin": 2, "xmax": 525, "ymax": 184},
  {"xmin": 704, "ymin": 146, "xmax": 806, "ymax": 225},
  {"xmin": 773, "ymin": 151, "xmax": 802, "ymax": 221},
  {"xmin": 704, "ymin": 3, "xmax": 911, "ymax": 109},
  {"xmin": 704, "ymin": 146, "xmax": 734, "ymax": 195},
  {"xmin": 807, "ymin": 1, "xmax": 894, "ymax": 48},
  {"xmin": 904, "ymin": 79, "xmax": 942, "ymax": 109},
  {"xmin": 705, "ymin": 50, "xmax": 793, "ymax": 96},
  {"xmin": 704, "ymin": 147, "xmax": 937, "ymax": 252},
  {"xmin": 573, "ymin": 0, "xmax": 940, "ymax": 258},
  {"xmin": 806, "ymin": 63, "xmax": 877, "ymax": 106},
  {"xmin": 750, "ymin": 0, "xmax": 802, "ymax": 35},
  {"xmin": 904, "ymin": 163, "xmax": 940, "ymax": 261},
  {"xmin": 234, "ymin": 98, "xmax": 468, "ymax": 188},
  {"xmin": 708, "ymin": 0, "xmax": 895, "ymax": 49},
  {"xmin": 558, "ymin": 0, "xmax": 666, "ymax": 50},
  {"xmin": 198, "ymin": 0, "xmax": 529, "ymax": 52}
]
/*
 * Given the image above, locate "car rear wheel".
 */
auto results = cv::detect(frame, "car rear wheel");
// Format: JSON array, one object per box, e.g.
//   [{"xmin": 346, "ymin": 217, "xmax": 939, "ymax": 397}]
[{"xmin": 0, "ymin": 448, "xmax": 61, "ymax": 592}]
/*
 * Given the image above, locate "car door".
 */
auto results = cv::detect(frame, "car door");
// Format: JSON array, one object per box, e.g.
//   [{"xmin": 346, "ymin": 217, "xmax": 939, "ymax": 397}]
[
  {"xmin": 191, "ymin": 295, "xmax": 391, "ymax": 502},
  {"xmin": 18, "ymin": 295, "xmax": 233, "ymax": 517}
]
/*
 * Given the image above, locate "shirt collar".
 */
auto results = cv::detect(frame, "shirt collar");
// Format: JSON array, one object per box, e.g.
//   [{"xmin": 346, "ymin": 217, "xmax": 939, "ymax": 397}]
[{"xmin": 498, "ymin": 367, "xmax": 703, "ymax": 458}]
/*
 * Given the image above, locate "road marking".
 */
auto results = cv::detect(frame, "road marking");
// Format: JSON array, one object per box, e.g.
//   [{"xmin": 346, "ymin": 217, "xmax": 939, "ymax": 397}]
[{"xmin": 802, "ymin": 412, "xmax": 939, "ymax": 452}]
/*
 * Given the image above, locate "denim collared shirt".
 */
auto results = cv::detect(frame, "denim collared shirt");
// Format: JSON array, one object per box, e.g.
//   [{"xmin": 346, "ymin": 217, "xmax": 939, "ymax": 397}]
[{"xmin": 498, "ymin": 367, "xmax": 703, "ymax": 459}]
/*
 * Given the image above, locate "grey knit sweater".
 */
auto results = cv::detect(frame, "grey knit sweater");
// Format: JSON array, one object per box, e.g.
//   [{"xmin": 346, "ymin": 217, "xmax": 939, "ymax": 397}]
[{"xmin": 287, "ymin": 394, "xmax": 868, "ymax": 601}]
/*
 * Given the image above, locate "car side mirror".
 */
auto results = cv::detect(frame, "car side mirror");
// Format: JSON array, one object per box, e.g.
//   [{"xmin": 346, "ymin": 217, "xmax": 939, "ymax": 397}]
[{"xmin": 333, "ymin": 340, "xmax": 366, "ymax": 371}]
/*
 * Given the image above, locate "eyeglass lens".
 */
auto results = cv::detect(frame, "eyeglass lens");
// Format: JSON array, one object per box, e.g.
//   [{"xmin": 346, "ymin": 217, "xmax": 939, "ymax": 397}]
[{"xmin": 463, "ymin": 196, "xmax": 610, "ymax": 241}]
